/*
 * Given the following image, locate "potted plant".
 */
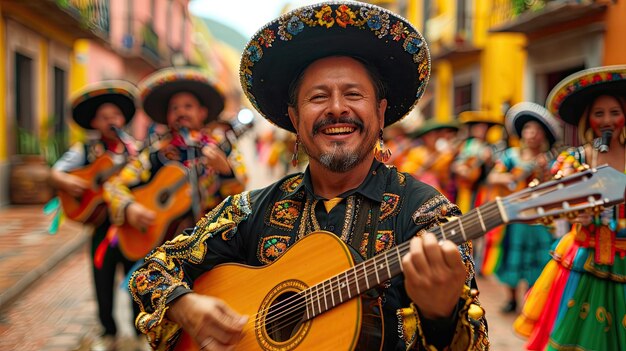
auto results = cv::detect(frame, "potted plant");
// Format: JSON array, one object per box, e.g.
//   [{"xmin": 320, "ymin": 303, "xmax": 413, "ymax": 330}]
[{"xmin": 9, "ymin": 120, "xmax": 65, "ymax": 204}]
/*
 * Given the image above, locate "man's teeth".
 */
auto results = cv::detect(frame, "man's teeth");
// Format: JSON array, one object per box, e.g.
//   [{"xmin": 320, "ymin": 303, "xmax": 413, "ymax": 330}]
[{"xmin": 323, "ymin": 127, "xmax": 355, "ymax": 135}]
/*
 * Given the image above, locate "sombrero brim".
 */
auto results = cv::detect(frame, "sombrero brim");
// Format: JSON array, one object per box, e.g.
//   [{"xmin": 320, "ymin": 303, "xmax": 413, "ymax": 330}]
[
  {"xmin": 457, "ymin": 111, "xmax": 503, "ymax": 125},
  {"xmin": 141, "ymin": 79, "xmax": 225, "ymax": 125},
  {"xmin": 410, "ymin": 121, "xmax": 459, "ymax": 139},
  {"xmin": 546, "ymin": 65, "xmax": 626, "ymax": 125},
  {"xmin": 240, "ymin": 1, "xmax": 430, "ymax": 133},
  {"xmin": 505, "ymin": 102, "xmax": 562, "ymax": 147},
  {"xmin": 71, "ymin": 82, "xmax": 138, "ymax": 130}
]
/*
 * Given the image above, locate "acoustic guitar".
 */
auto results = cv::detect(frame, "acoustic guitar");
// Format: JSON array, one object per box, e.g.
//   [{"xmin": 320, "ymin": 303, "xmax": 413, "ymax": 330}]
[
  {"xmin": 175, "ymin": 165, "xmax": 625, "ymax": 351},
  {"xmin": 58, "ymin": 153, "xmax": 124, "ymax": 225},
  {"xmin": 118, "ymin": 162, "xmax": 192, "ymax": 261}
]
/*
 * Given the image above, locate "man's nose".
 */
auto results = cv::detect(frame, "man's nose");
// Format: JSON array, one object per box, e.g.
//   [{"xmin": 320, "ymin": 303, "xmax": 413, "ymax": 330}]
[{"xmin": 327, "ymin": 94, "xmax": 348, "ymax": 117}]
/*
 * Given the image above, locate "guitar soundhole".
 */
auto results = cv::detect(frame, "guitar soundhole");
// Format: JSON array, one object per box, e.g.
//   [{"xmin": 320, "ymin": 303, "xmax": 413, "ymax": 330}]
[
  {"xmin": 158, "ymin": 191, "xmax": 170, "ymax": 205},
  {"xmin": 95, "ymin": 175, "xmax": 104, "ymax": 186},
  {"xmin": 266, "ymin": 292, "xmax": 306, "ymax": 343}
]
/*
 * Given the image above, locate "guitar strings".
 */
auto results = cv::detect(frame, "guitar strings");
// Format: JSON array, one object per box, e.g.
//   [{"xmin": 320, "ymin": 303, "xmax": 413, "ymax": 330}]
[
  {"xmin": 246, "ymin": 176, "xmax": 592, "ymax": 333},
  {"xmin": 259, "ymin": 202, "xmax": 505, "ymax": 334},
  {"xmin": 250, "ymin": 201, "xmax": 504, "ymax": 331},
  {"xmin": 246, "ymin": 201, "xmax": 505, "ymax": 333}
]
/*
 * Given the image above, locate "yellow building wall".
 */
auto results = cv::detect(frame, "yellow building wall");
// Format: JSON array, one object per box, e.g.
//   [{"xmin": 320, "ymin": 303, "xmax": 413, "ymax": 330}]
[
  {"xmin": 480, "ymin": 33, "xmax": 526, "ymax": 120},
  {"xmin": 0, "ymin": 6, "xmax": 6, "ymax": 161},
  {"xmin": 39, "ymin": 39, "xmax": 48, "ymax": 138},
  {"xmin": 472, "ymin": 0, "xmax": 489, "ymax": 48},
  {"xmin": 434, "ymin": 61, "xmax": 453, "ymax": 122},
  {"xmin": 604, "ymin": 0, "xmax": 626, "ymax": 65},
  {"xmin": 69, "ymin": 39, "xmax": 89, "ymax": 143},
  {"xmin": 406, "ymin": 0, "xmax": 423, "ymax": 32},
  {"xmin": 430, "ymin": 1, "xmax": 526, "ymax": 125}
]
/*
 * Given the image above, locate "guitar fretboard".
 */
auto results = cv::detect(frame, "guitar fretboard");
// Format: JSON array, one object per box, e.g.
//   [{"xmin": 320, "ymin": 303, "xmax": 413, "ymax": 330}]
[{"xmin": 303, "ymin": 200, "xmax": 504, "ymax": 320}]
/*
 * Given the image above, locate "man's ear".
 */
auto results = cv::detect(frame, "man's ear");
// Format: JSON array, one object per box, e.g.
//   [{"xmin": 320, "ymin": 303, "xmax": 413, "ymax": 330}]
[
  {"xmin": 378, "ymin": 98, "xmax": 388, "ymax": 128},
  {"xmin": 288, "ymin": 106, "xmax": 298, "ymax": 131}
]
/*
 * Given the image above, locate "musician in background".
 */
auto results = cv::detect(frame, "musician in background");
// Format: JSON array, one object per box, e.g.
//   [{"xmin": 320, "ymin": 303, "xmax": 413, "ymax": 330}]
[
  {"xmin": 50, "ymin": 81, "xmax": 146, "ymax": 351},
  {"xmin": 127, "ymin": 3, "xmax": 488, "ymax": 350},
  {"xmin": 485, "ymin": 102, "xmax": 562, "ymax": 314},
  {"xmin": 514, "ymin": 65, "xmax": 626, "ymax": 351},
  {"xmin": 399, "ymin": 119, "xmax": 459, "ymax": 200},
  {"xmin": 451, "ymin": 111, "xmax": 502, "ymax": 214},
  {"xmin": 103, "ymin": 67, "xmax": 247, "ymax": 250},
  {"xmin": 451, "ymin": 111, "xmax": 502, "ymax": 276}
]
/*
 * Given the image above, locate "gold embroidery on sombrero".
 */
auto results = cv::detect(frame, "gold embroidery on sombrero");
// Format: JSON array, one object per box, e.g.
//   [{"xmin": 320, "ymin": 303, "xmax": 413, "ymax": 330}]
[{"xmin": 240, "ymin": 2, "xmax": 429, "ymax": 113}]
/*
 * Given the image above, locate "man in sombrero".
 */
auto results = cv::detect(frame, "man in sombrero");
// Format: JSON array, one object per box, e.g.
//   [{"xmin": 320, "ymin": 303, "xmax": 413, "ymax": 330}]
[
  {"xmin": 50, "ymin": 80, "xmax": 145, "ymax": 350},
  {"xmin": 400, "ymin": 119, "xmax": 460, "ymax": 200},
  {"xmin": 104, "ymin": 67, "xmax": 247, "ymax": 252},
  {"xmin": 129, "ymin": 3, "xmax": 488, "ymax": 351}
]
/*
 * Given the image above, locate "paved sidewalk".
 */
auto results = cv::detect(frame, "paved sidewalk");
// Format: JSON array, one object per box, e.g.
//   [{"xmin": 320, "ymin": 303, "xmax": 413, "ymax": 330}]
[{"xmin": 0, "ymin": 205, "xmax": 90, "ymax": 311}]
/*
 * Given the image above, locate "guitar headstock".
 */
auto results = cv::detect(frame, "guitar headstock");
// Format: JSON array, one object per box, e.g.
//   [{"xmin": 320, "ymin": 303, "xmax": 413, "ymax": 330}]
[{"xmin": 500, "ymin": 165, "xmax": 626, "ymax": 224}]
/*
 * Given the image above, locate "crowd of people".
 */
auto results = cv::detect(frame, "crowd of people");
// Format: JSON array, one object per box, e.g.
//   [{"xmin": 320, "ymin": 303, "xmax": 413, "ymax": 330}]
[{"xmin": 44, "ymin": 2, "xmax": 624, "ymax": 351}]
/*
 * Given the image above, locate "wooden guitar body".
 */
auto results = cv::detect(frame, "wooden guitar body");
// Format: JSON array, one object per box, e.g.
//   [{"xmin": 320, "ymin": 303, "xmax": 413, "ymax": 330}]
[
  {"xmin": 175, "ymin": 232, "xmax": 382, "ymax": 351},
  {"xmin": 118, "ymin": 162, "xmax": 192, "ymax": 261},
  {"xmin": 58, "ymin": 154, "xmax": 119, "ymax": 225}
]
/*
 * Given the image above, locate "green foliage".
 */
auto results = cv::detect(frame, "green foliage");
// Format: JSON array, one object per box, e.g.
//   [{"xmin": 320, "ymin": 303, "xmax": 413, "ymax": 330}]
[
  {"xmin": 512, "ymin": 0, "xmax": 548, "ymax": 16},
  {"xmin": 16, "ymin": 116, "xmax": 68, "ymax": 166}
]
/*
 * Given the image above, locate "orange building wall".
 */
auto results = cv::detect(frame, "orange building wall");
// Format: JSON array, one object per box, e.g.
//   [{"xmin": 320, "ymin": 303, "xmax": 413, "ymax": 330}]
[{"xmin": 604, "ymin": 1, "xmax": 626, "ymax": 65}]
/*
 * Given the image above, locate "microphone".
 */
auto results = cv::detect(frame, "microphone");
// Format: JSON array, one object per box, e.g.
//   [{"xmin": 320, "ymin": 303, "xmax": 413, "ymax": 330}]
[{"xmin": 599, "ymin": 130, "xmax": 612, "ymax": 153}]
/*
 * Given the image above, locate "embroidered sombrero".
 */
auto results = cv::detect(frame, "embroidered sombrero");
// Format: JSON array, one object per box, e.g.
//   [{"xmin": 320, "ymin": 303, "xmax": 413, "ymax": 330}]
[
  {"xmin": 457, "ymin": 110, "xmax": 503, "ymax": 125},
  {"xmin": 410, "ymin": 119, "xmax": 459, "ymax": 139},
  {"xmin": 139, "ymin": 67, "xmax": 225, "ymax": 124},
  {"xmin": 240, "ymin": 1, "xmax": 431, "ymax": 133},
  {"xmin": 505, "ymin": 102, "xmax": 562, "ymax": 147},
  {"xmin": 546, "ymin": 65, "xmax": 626, "ymax": 125},
  {"xmin": 71, "ymin": 80, "xmax": 138, "ymax": 130}
]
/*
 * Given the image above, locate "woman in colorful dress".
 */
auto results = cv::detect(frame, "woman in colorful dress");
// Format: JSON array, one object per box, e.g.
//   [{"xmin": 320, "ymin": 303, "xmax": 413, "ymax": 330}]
[
  {"xmin": 513, "ymin": 65, "xmax": 626, "ymax": 350},
  {"xmin": 485, "ymin": 102, "xmax": 562, "ymax": 314}
]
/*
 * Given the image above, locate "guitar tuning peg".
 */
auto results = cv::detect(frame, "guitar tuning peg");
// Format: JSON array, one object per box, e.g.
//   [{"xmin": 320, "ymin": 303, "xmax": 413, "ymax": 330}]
[
  {"xmin": 528, "ymin": 179, "xmax": 540, "ymax": 188},
  {"xmin": 554, "ymin": 171, "xmax": 563, "ymax": 180}
]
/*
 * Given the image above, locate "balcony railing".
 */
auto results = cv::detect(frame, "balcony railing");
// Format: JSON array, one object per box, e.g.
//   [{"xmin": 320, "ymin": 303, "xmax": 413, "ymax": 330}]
[
  {"xmin": 490, "ymin": 0, "xmax": 608, "ymax": 33},
  {"xmin": 141, "ymin": 22, "xmax": 160, "ymax": 62},
  {"xmin": 54, "ymin": 0, "xmax": 110, "ymax": 37}
]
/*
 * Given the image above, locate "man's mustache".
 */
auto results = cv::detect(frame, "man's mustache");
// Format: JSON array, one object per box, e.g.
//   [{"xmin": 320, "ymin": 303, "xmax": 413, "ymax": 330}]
[{"xmin": 312, "ymin": 117, "xmax": 364, "ymax": 135}]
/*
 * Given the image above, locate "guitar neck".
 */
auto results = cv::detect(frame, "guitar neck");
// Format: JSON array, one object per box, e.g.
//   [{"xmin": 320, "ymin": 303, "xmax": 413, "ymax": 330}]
[{"xmin": 303, "ymin": 200, "xmax": 504, "ymax": 321}]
